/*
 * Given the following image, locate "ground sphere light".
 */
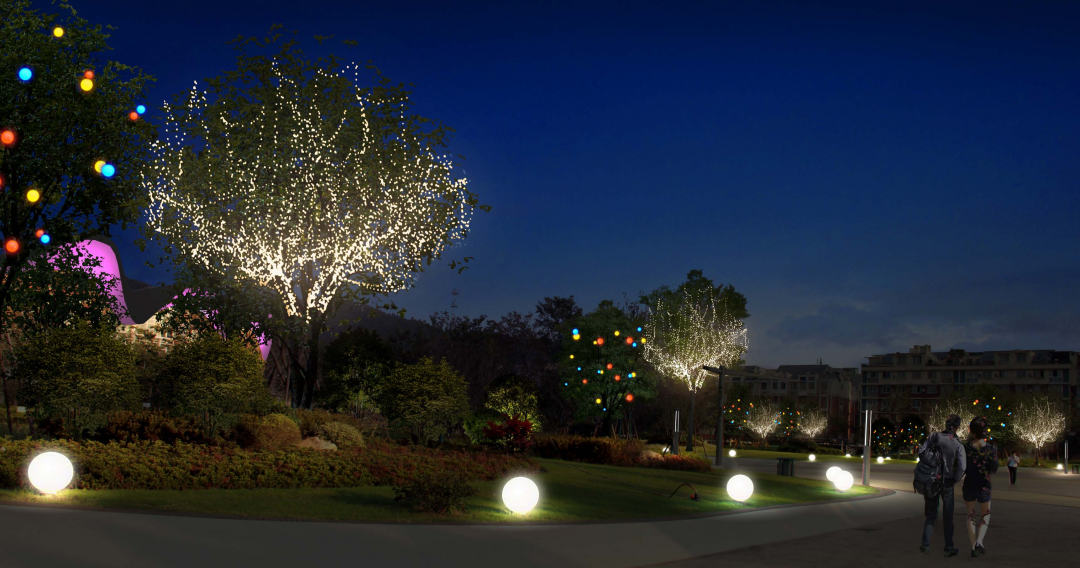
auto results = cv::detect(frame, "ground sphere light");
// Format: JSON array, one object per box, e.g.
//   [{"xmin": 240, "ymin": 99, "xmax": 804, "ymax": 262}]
[
  {"xmin": 726, "ymin": 474, "xmax": 754, "ymax": 502},
  {"xmin": 808, "ymin": 454, "xmax": 816, "ymax": 461},
  {"xmin": 502, "ymin": 477, "xmax": 539, "ymax": 514},
  {"xmin": 826, "ymin": 466, "xmax": 842, "ymax": 482},
  {"xmin": 877, "ymin": 456, "xmax": 884, "ymax": 464},
  {"xmin": 833, "ymin": 470, "xmax": 854, "ymax": 492},
  {"xmin": 728, "ymin": 449, "xmax": 736, "ymax": 458},
  {"xmin": 27, "ymin": 452, "xmax": 74, "ymax": 495}
]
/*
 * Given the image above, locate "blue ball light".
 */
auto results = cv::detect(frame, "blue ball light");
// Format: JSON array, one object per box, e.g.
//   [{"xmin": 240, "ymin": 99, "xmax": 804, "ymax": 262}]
[
  {"xmin": 596, "ymin": 370, "xmax": 601, "ymax": 374},
  {"xmin": 18, "ymin": 68, "xmax": 32, "ymax": 81},
  {"xmin": 637, "ymin": 327, "xmax": 642, "ymax": 332},
  {"xmin": 632, "ymin": 342, "xmax": 637, "ymax": 347},
  {"xmin": 136, "ymin": 104, "xmax": 146, "ymax": 115},
  {"xmin": 571, "ymin": 328, "xmax": 579, "ymax": 335},
  {"xmin": 101, "ymin": 164, "xmax": 116, "ymax": 178},
  {"xmin": 40, "ymin": 234, "xmax": 50, "ymax": 244},
  {"xmin": 564, "ymin": 382, "xmax": 568, "ymax": 386},
  {"xmin": 576, "ymin": 367, "xmax": 581, "ymax": 371}
]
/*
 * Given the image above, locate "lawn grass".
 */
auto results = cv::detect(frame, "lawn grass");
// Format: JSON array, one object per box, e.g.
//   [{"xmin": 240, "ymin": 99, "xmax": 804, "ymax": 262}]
[
  {"xmin": 645, "ymin": 444, "xmax": 917, "ymax": 464},
  {"xmin": 0, "ymin": 458, "xmax": 877, "ymax": 523}
]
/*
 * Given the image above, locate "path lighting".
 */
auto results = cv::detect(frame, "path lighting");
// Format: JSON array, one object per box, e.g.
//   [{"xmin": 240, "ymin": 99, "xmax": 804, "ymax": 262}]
[
  {"xmin": 826, "ymin": 466, "xmax": 842, "ymax": 482},
  {"xmin": 845, "ymin": 453, "xmax": 851, "ymax": 458},
  {"xmin": 502, "ymin": 477, "xmax": 539, "ymax": 514},
  {"xmin": 28, "ymin": 452, "xmax": 74, "ymax": 495},
  {"xmin": 885, "ymin": 457, "xmax": 892, "ymax": 461},
  {"xmin": 1058, "ymin": 464, "xmax": 1064, "ymax": 470},
  {"xmin": 833, "ymin": 470, "xmax": 854, "ymax": 492},
  {"xmin": 726, "ymin": 474, "xmax": 754, "ymax": 502},
  {"xmin": 728, "ymin": 449, "xmax": 736, "ymax": 458},
  {"xmin": 808, "ymin": 454, "xmax": 816, "ymax": 461},
  {"xmin": 877, "ymin": 456, "xmax": 884, "ymax": 464}
]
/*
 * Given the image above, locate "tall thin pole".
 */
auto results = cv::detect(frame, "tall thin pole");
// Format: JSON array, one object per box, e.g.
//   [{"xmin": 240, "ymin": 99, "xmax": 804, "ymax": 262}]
[
  {"xmin": 862, "ymin": 409, "xmax": 873, "ymax": 486},
  {"xmin": 715, "ymin": 366, "xmax": 725, "ymax": 467}
]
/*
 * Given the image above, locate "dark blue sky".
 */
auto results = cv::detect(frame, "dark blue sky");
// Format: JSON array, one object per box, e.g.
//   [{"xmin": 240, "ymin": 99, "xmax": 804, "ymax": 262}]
[{"xmin": 71, "ymin": 0, "xmax": 1080, "ymax": 367}]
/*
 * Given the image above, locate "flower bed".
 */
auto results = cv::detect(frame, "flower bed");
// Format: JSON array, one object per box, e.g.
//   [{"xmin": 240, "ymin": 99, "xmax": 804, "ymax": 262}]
[{"xmin": 0, "ymin": 438, "xmax": 534, "ymax": 491}]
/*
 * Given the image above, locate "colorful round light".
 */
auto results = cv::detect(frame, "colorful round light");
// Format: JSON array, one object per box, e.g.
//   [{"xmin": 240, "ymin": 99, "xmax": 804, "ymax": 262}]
[
  {"xmin": 637, "ymin": 327, "xmax": 642, "ymax": 332},
  {"xmin": 27, "ymin": 452, "xmax": 74, "ymax": 495},
  {"xmin": 79, "ymin": 78, "xmax": 94, "ymax": 92},
  {"xmin": 501, "ymin": 477, "xmax": 539, "ymax": 514},
  {"xmin": 596, "ymin": 337, "xmax": 604, "ymax": 345},
  {"xmin": 569, "ymin": 354, "xmax": 574, "ymax": 360},
  {"xmin": 571, "ymin": 328, "xmax": 579, "ymax": 335},
  {"xmin": 129, "ymin": 111, "xmax": 139, "ymax": 121},
  {"xmin": 582, "ymin": 379, "xmax": 587, "ymax": 384},
  {"xmin": 614, "ymin": 375, "xmax": 620, "ymax": 381},
  {"xmin": 94, "ymin": 160, "xmax": 105, "ymax": 173},
  {"xmin": 26, "ymin": 189, "xmax": 40, "ymax": 203},
  {"xmin": 626, "ymin": 337, "xmax": 633, "ymax": 345},
  {"xmin": 595, "ymin": 398, "xmax": 601, "ymax": 404},
  {"xmin": 834, "ymin": 470, "xmax": 854, "ymax": 491},
  {"xmin": 726, "ymin": 474, "xmax": 754, "ymax": 502},
  {"xmin": 614, "ymin": 330, "xmax": 620, "ymax": 336},
  {"xmin": 1, "ymin": 130, "xmax": 15, "ymax": 146},
  {"xmin": 606, "ymin": 363, "xmax": 613, "ymax": 370},
  {"xmin": 136, "ymin": 104, "xmax": 146, "ymax": 115},
  {"xmin": 572, "ymin": 334, "xmax": 580, "ymax": 340},
  {"xmin": 4, "ymin": 240, "xmax": 19, "ymax": 254},
  {"xmin": 53, "ymin": 26, "xmax": 64, "ymax": 38},
  {"xmin": 40, "ymin": 234, "xmax": 50, "ymax": 244},
  {"xmin": 34, "ymin": 229, "xmax": 43, "ymax": 238},
  {"xmin": 625, "ymin": 393, "xmax": 634, "ymax": 402},
  {"xmin": 83, "ymin": 70, "xmax": 94, "ymax": 79},
  {"xmin": 101, "ymin": 164, "xmax": 115, "ymax": 178},
  {"xmin": 18, "ymin": 67, "xmax": 32, "ymax": 81}
]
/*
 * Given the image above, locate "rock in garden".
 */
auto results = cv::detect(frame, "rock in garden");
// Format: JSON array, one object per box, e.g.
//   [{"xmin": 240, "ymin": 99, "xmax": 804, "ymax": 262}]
[{"xmin": 294, "ymin": 437, "xmax": 338, "ymax": 451}]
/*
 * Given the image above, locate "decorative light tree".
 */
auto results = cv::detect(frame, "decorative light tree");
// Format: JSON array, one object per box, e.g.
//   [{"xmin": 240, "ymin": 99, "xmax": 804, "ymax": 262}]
[
  {"xmin": 643, "ymin": 289, "xmax": 747, "ymax": 451},
  {"xmin": 797, "ymin": 409, "xmax": 827, "ymax": 439},
  {"xmin": 1013, "ymin": 395, "xmax": 1066, "ymax": 465},
  {"xmin": 144, "ymin": 37, "xmax": 483, "ymax": 408},
  {"xmin": 745, "ymin": 400, "xmax": 779, "ymax": 448}
]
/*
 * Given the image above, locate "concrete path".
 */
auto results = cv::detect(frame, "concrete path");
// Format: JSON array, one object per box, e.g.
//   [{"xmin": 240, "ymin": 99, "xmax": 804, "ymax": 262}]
[{"xmin": 0, "ymin": 489, "xmax": 921, "ymax": 568}]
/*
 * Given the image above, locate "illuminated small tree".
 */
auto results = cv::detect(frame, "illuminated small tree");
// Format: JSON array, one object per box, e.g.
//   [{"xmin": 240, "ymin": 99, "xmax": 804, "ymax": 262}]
[
  {"xmin": 746, "ymin": 400, "xmax": 778, "ymax": 448},
  {"xmin": 797, "ymin": 409, "xmax": 827, "ymax": 439},
  {"xmin": 927, "ymin": 398, "xmax": 974, "ymax": 437},
  {"xmin": 643, "ymin": 288, "xmax": 747, "ymax": 450},
  {"xmin": 1013, "ymin": 395, "xmax": 1065, "ymax": 465},
  {"xmin": 144, "ymin": 36, "xmax": 483, "ymax": 408}
]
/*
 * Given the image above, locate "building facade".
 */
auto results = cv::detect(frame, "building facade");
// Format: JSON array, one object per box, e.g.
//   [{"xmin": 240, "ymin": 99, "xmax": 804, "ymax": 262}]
[
  {"xmin": 725, "ymin": 364, "xmax": 860, "ymax": 440},
  {"xmin": 859, "ymin": 344, "xmax": 1079, "ymax": 428}
]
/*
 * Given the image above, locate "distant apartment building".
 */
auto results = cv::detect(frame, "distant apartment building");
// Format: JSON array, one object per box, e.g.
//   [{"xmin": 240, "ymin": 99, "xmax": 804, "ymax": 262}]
[
  {"xmin": 726, "ymin": 363, "xmax": 860, "ymax": 438},
  {"xmin": 859, "ymin": 345, "xmax": 1079, "ymax": 427}
]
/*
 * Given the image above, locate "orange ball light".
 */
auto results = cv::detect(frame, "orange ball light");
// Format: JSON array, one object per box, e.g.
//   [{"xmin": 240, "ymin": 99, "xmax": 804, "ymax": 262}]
[
  {"xmin": 626, "ymin": 337, "xmax": 633, "ymax": 345},
  {"xmin": 596, "ymin": 337, "xmax": 604, "ymax": 345},
  {"xmin": 1, "ymin": 130, "xmax": 15, "ymax": 146},
  {"xmin": 5, "ymin": 240, "xmax": 18, "ymax": 254},
  {"xmin": 34, "ymin": 229, "xmax": 44, "ymax": 238},
  {"xmin": 582, "ymin": 379, "xmax": 587, "ymax": 384},
  {"xmin": 606, "ymin": 363, "xmax": 613, "ymax": 370},
  {"xmin": 128, "ymin": 111, "xmax": 139, "ymax": 121},
  {"xmin": 84, "ymin": 70, "xmax": 94, "ymax": 80},
  {"xmin": 626, "ymin": 394, "xmax": 634, "ymax": 402},
  {"xmin": 614, "ymin": 375, "xmax": 621, "ymax": 382}
]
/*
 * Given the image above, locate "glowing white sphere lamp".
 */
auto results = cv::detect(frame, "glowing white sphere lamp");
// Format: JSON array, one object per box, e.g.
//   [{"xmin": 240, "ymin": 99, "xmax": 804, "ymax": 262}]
[
  {"xmin": 1057, "ymin": 464, "xmax": 1064, "ymax": 470},
  {"xmin": 726, "ymin": 474, "xmax": 754, "ymax": 502},
  {"xmin": 808, "ymin": 454, "xmax": 816, "ymax": 461},
  {"xmin": 728, "ymin": 449, "xmax": 736, "ymax": 458},
  {"xmin": 877, "ymin": 456, "xmax": 884, "ymax": 464},
  {"xmin": 845, "ymin": 453, "xmax": 851, "ymax": 458},
  {"xmin": 834, "ymin": 470, "xmax": 854, "ymax": 492},
  {"xmin": 885, "ymin": 457, "xmax": 892, "ymax": 461},
  {"xmin": 27, "ymin": 452, "xmax": 73, "ymax": 495},
  {"xmin": 826, "ymin": 466, "xmax": 842, "ymax": 482},
  {"xmin": 502, "ymin": 477, "xmax": 540, "ymax": 514}
]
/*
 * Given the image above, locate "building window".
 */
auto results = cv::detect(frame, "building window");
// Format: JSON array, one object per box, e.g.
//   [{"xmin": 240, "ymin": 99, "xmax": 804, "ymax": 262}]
[
  {"xmin": 912, "ymin": 400, "xmax": 922, "ymax": 410},
  {"xmin": 773, "ymin": 381, "xmax": 778, "ymax": 389},
  {"xmin": 928, "ymin": 385, "xmax": 938, "ymax": 394},
  {"xmin": 881, "ymin": 386, "xmax": 891, "ymax": 394},
  {"xmin": 780, "ymin": 382, "xmax": 787, "ymax": 389}
]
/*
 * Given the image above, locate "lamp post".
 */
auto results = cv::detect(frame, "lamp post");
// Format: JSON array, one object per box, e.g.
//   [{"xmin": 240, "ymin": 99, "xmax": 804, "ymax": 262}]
[
  {"xmin": 862, "ymin": 409, "xmax": 873, "ymax": 486},
  {"xmin": 703, "ymin": 365, "xmax": 726, "ymax": 468}
]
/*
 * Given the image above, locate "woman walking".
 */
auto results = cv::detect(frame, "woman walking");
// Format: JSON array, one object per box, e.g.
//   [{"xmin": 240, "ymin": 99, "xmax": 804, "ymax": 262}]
[
  {"xmin": 963, "ymin": 417, "xmax": 998, "ymax": 557},
  {"xmin": 1007, "ymin": 452, "xmax": 1019, "ymax": 485}
]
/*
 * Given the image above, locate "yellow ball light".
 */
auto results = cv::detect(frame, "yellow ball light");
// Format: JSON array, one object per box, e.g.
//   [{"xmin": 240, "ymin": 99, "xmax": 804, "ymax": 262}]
[
  {"xmin": 53, "ymin": 26, "xmax": 64, "ymax": 38},
  {"xmin": 80, "ymin": 78, "xmax": 94, "ymax": 92},
  {"xmin": 595, "ymin": 398, "xmax": 601, "ymax": 404},
  {"xmin": 26, "ymin": 189, "xmax": 40, "ymax": 203},
  {"xmin": 94, "ymin": 160, "xmax": 105, "ymax": 173},
  {"xmin": 614, "ymin": 330, "xmax": 620, "ymax": 336},
  {"xmin": 641, "ymin": 337, "xmax": 646, "ymax": 343},
  {"xmin": 569, "ymin": 354, "xmax": 574, "ymax": 359},
  {"xmin": 573, "ymin": 334, "xmax": 580, "ymax": 340}
]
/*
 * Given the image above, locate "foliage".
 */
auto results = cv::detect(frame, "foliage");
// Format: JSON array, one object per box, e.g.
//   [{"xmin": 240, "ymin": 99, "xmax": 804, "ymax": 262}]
[
  {"xmin": 483, "ymin": 374, "xmax": 543, "ymax": 432},
  {"xmin": 0, "ymin": 0, "xmax": 154, "ymax": 334},
  {"xmin": 232, "ymin": 413, "xmax": 302, "ymax": 451},
  {"xmin": 531, "ymin": 435, "xmax": 644, "ymax": 467},
  {"xmin": 640, "ymin": 453, "xmax": 712, "ymax": 473},
  {"xmin": 156, "ymin": 335, "xmax": 267, "ymax": 436},
  {"xmin": 870, "ymin": 417, "xmax": 896, "ymax": 452},
  {"xmin": 376, "ymin": 357, "xmax": 469, "ymax": 444},
  {"xmin": 1013, "ymin": 394, "xmax": 1066, "ymax": 459},
  {"xmin": 927, "ymin": 385, "xmax": 1014, "ymax": 447},
  {"xmin": 3, "ymin": 244, "xmax": 126, "ymax": 338},
  {"xmin": 482, "ymin": 414, "xmax": 534, "ymax": 453},
  {"xmin": 0, "ymin": 437, "xmax": 534, "ymax": 491},
  {"xmin": 464, "ymin": 409, "xmax": 502, "ymax": 444},
  {"xmin": 393, "ymin": 470, "xmax": 478, "ymax": 514},
  {"xmin": 775, "ymin": 438, "xmax": 840, "ymax": 455},
  {"xmin": 898, "ymin": 414, "xmax": 927, "ymax": 449},
  {"xmin": 797, "ymin": 408, "xmax": 827, "ymax": 439},
  {"xmin": 638, "ymin": 270, "xmax": 750, "ymax": 322},
  {"xmin": 14, "ymin": 323, "xmax": 140, "ymax": 439},
  {"xmin": 91, "ymin": 411, "xmax": 211, "ymax": 445},
  {"xmin": 144, "ymin": 32, "xmax": 484, "ymax": 409},
  {"xmin": 321, "ymin": 327, "xmax": 394, "ymax": 416},
  {"xmin": 745, "ymin": 400, "xmax": 779, "ymax": 443},
  {"xmin": 315, "ymin": 421, "xmax": 364, "ymax": 448}
]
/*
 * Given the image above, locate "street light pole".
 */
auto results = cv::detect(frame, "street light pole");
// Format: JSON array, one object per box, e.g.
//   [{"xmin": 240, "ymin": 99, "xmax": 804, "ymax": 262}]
[{"xmin": 703, "ymin": 365, "xmax": 725, "ymax": 468}]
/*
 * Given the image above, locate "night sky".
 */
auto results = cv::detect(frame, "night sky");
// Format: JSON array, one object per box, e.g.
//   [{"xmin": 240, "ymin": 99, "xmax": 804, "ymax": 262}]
[{"xmin": 63, "ymin": 0, "xmax": 1080, "ymax": 367}]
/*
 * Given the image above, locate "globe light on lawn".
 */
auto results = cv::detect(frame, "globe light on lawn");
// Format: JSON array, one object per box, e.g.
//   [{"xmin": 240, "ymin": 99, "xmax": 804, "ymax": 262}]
[
  {"xmin": 845, "ymin": 453, "xmax": 851, "ymax": 458},
  {"xmin": 808, "ymin": 454, "xmax": 816, "ymax": 461},
  {"xmin": 28, "ymin": 452, "xmax": 74, "ymax": 495},
  {"xmin": 502, "ymin": 477, "xmax": 539, "ymax": 514},
  {"xmin": 729, "ymin": 449, "xmax": 736, "ymax": 458},
  {"xmin": 726, "ymin": 474, "xmax": 754, "ymax": 502},
  {"xmin": 833, "ymin": 470, "xmax": 854, "ymax": 492},
  {"xmin": 1058, "ymin": 464, "xmax": 1064, "ymax": 470},
  {"xmin": 826, "ymin": 466, "xmax": 842, "ymax": 482},
  {"xmin": 877, "ymin": 456, "xmax": 884, "ymax": 464}
]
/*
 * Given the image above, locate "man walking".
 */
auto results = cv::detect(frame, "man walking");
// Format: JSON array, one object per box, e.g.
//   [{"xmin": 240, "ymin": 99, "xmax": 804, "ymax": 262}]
[
  {"xmin": 1007, "ymin": 452, "xmax": 1019, "ymax": 485},
  {"xmin": 919, "ymin": 414, "xmax": 967, "ymax": 557}
]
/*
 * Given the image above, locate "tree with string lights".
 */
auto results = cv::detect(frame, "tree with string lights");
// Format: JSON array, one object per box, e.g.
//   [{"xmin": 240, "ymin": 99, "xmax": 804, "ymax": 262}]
[
  {"xmin": 745, "ymin": 399, "xmax": 778, "ymax": 448},
  {"xmin": 797, "ymin": 408, "xmax": 827, "ymax": 439},
  {"xmin": 1013, "ymin": 395, "xmax": 1065, "ymax": 465},
  {"xmin": 643, "ymin": 287, "xmax": 748, "ymax": 451},
  {"xmin": 144, "ymin": 32, "xmax": 485, "ymax": 408}
]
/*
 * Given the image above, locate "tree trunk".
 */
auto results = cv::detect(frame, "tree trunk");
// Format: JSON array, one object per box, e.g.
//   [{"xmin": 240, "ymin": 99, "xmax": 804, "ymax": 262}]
[
  {"xmin": 686, "ymin": 390, "xmax": 695, "ymax": 452},
  {"xmin": 300, "ymin": 318, "xmax": 323, "ymax": 410}
]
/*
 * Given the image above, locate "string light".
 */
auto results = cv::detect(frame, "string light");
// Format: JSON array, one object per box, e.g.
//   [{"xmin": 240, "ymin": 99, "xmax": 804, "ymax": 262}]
[
  {"xmin": 18, "ymin": 67, "xmax": 32, "ymax": 81},
  {"xmin": 4, "ymin": 240, "xmax": 19, "ymax": 254},
  {"xmin": 94, "ymin": 160, "xmax": 106, "ymax": 173},
  {"xmin": 101, "ymin": 164, "xmax": 115, "ymax": 178},
  {"xmin": 797, "ymin": 410, "xmax": 827, "ymax": 438},
  {"xmin": 1, "ymin": 130, "xmax": 16, "ymax": 146},
  {"xmin": 52, "ymin": 26, "xmax": 64, "ymax": 38},
  {"xmin": 1013, "ymin": 397, "xmax": 1065, "ymax": 455},
  {"xmin": 26, "ymin": 189, "xmax": 40, "ymax": 203},
  {"xmin": 136, "ymin": 104, "xmax": 146, "ymax": 115}
]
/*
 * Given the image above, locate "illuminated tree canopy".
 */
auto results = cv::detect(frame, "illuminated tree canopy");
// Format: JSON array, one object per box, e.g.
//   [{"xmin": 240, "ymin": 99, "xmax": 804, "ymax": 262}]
[
  {"xmin": 144, "ymin": 34, "xmax": 484, "ymax": 407},
  {"xmin": 1013, "ymin": 395, "xmax": 1065, "ymax": 459},
  {"xmin": 797, "ymin": 408, "xmax": 827, "ymax": 439},
  {"xmin": 746, "ymin": 400, "xmax": 779, "ymax": 442}
]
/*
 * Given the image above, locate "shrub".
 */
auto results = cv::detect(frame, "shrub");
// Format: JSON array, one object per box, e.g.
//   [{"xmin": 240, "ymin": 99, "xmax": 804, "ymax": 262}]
[
  {"xmin": 641, "ymin": 454, "xmax": 712, "ymax": 473},
  {"xmin": 393, "ymin": 470, "xmax": 478, "ymax": 514},
  {"xmin": 777, "ymin": 437, "xmax": 819, "ymax": 454},
  {"xmin": 232, "ymin": 414, "xmax": 302, "ymax": 450},
  {"xmin": 296, "ymin": 409, "xmax": 337, "ymax": 438},
  {"xmin": 315, "ymin": 422, "xmax": 364, "ymax": 448},
  {"xmin": 482, "ymin": 414, "xmax": 533, "ymax": 453},
  {"xmin": 377, "ymin": 358, "xmax": 470, "ymax": 445},
  {"xmin": 532, "ymin": 435, "xmax": 643, "ymax": 466},
  {"xmin": 92, "ymin": 411, "xmax": 210, "ymax": 445}
]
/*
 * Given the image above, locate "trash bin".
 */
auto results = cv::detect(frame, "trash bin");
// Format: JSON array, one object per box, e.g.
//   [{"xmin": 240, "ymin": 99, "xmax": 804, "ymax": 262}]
[
  {"xmin": 1071, "ymin": 465, "xmax": 1079, "ymax": 474},
  {"xmin": 776, "ymin": 457, "xmax": 795, "ymax": 476}
]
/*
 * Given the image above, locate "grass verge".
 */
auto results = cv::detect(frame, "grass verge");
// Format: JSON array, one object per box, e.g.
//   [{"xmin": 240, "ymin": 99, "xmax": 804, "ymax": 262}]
[{"xmin": 0, "ymin": 458, "xmax": 877, "ymax": 523}]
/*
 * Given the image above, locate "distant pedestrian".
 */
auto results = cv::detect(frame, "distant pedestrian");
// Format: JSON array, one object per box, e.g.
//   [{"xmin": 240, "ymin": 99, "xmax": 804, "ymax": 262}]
[
  {"xmin": 918, "ymin": 414, "xmax": 966, "ymax": 557},
  {"xmin": 963, "ymin": 417, "xmax": 998, "ymax": 558},
  {"xmin": 1007, "ymin": 452, "xmax": 1019, "ymax": 485}
]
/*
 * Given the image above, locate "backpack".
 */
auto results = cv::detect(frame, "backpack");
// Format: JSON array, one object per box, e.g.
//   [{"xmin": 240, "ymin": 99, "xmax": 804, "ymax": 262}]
[{"xmin": 913, "ymin": 433, "xmax": 946, "ymax": 498}]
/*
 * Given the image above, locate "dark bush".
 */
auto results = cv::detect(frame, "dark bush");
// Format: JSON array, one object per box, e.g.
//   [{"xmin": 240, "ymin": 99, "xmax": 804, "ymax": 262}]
[
  {"xmin": 315, "ymin": 422, "xmax": 364, "ymax": 448},
  {"xmin": 394, "ymin": 470, "xmax": 478, "ymax": 514},
  {"xmin": 231, "ymin": 413, "xmax": 302, "ymax": 450},
  {"xmin": 640, "ymin": 454, "xmax": 712, "ymax": 473},
  {"xmin": 532, "ymin": 435, "xmax": 643, "ymax": 466},
  {"xmin": 777, "ymin": 438, "xmax": 843, "ymax": 455},
  {"xmin": 482, "ymin": 414, "xmax": 533, "ymax": 453},
  {"xmin": 91, "ymin": 411, "xmax": 211, "ymax": 445}
]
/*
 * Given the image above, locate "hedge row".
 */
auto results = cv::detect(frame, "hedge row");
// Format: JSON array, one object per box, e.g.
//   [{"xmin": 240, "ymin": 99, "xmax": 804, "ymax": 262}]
[
  {"xmin": 531, "ymin": 435, "xmax": 711, "ymax": 472},
  {"xmin": 0, "ymin": 438, "xmax": 535, "ymax": 491}
]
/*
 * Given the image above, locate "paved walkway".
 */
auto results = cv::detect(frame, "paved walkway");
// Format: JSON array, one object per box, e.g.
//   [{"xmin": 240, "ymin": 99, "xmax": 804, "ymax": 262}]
[{"xmin": 1, "ymin": 489, "xmax": 920, "ymax": 568}]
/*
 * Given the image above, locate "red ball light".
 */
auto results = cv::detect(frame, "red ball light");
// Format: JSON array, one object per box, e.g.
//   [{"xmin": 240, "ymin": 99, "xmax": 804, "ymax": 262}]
[
  {"xmin": 128, "ymin": 111, "xmax": 139, "ymax": 121},
  {"xmin": 606, "ymin": 363, "xmax": 613, "ymax": 370},
  {"xmin": 626, "ymin": 337, "xmax": 633, "ymax": 345},
  {"xmin": 4, "ymin": 240, "xmax": 19, "ymax": 254},
  {"xmin": 626, "ymin": 393, "xmax": 634, "ymax": 402},
  {"xmin": 596, "ymin": 337, "xmax": 604, "ymax": 345},
  {"xmin": 1, "ymin": 130, "xmax": 15, "ymax": 146},
  {"xmin": 84, "ymin": 70, "xmax": 94, "ymax": 80},
  {"xmin": 34, "ymin": 229, "xmax": 44, "ymax": 238},
  {"xmin": 582, "ymin": 379, "xmax": 588, "ymax": 384}
]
